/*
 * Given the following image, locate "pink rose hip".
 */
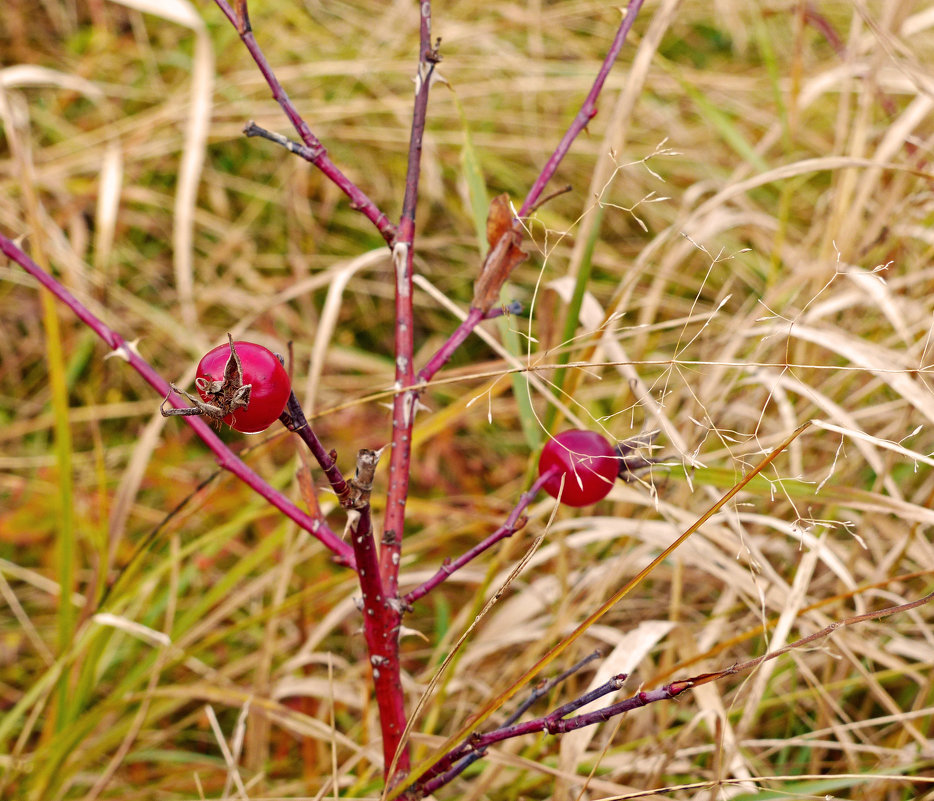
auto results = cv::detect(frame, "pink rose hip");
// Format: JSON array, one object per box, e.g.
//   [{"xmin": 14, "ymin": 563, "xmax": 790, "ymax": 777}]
[
  {"xmin": 161, "ymin": 334, "xmax": 291, "ymax": 434},
  {"xmin": 538, "ymin": 429, "xmax": 618, "ymax": 506}
]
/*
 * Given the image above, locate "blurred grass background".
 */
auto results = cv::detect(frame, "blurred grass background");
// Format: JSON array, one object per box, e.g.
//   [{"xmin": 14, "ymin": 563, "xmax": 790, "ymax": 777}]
[{"xmin": 2, "ymin": 0, "xmax": 934, "ymax": 799}]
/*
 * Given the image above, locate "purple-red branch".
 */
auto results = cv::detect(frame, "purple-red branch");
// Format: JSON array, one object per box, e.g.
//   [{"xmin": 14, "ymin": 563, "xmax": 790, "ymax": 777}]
[
  {"xmin": 402, "ymin": 470, "xmax": 554, "ymax": 606},
  {"xmin": 421, "ymin": 649, "xmax": 604, "ymax": 793},
  {"xmin": 214, "ymin": 0, "xmax": 397, "ymax": 246},
  {"xmin": 415, "ymin": 2, "xmax": 645, "ymax": 387},
  {"xmin": 509, "ymin": 649, "xmax": 603, "ymax": 720},
  {"xmin": 380, "ymin": 2, "xmax": 438, "ymax": 596},
  {"xmin": 414, "ymin": 673, "xmax": 680, "ymax": 796},
  {"xmin": 417, "ymin": 307, "xmax": 486, "ymax": 384},
  {"xmin": 412, "ymin": 586, "xmax": 934, "ymax": 797},
  {"xmin": 0, "ymin": 233, "xmax": 354, "ymax": 568},
  {"xmin": 280, "ymin": 392, "xmax": 351, "ymax": 504},
  {"xmin": 345, "ymin": 489, "xmax": 409, "ymax": 774},
  {"xmin": 517, "ymin": 1, "xmax": 644, "ymax": 218},
  {"xmin": 374, "ymin": 2, "xmax": 438, "ymax": 781},
  {"xmin": 417, "ymin": 300, "xmax": 522, "ymax": 386}
]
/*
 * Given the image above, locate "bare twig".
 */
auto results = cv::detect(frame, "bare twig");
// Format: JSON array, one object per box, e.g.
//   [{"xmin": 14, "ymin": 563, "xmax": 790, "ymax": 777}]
[
  {"xmin": 410, "ymin": 587, "xmax": 934, "ymax": 797},
  {"xmin": 517, "ymin": 2, "xmax": 645, "ymax": 218},
  {"xmin": 373, "ymin": 7, "xmax": 440, "ymax": 781},
  {"xmin": 279, "ymin": 392, "xmax": 352, "ymax": 506},
  {"xmin": 402, "ymin": 470, "xmax": 554, "ymax": 606},
  {"xmin": 380, "ymin": 1, "xmax": 439, "ymax": 597},
  {"xmin": 345, "ymin": 449, "xmax": 409, "ymax": 775},
  {"xmin": 418, "ymin": 307, "xmax": 487, "ymax": 384},
  {"xmin": 418, "ymin": 650, "xmax": 604, "ymax": 794},
  {"xmin": 214, "ymin": 0, "xmax": 397, "ymax": 245},
  {"xmin": 414, "ymin": 672, "xmax": 629, "ymax": 796}
]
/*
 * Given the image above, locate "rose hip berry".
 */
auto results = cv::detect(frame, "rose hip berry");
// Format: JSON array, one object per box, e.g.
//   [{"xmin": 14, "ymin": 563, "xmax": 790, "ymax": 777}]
[
  {"xmin": 161, "ymin": 335, "xmax": 291, "ymax": 434},
  {"xmin": 538, "ymin": 429, "xmax": 618, "ymax": 507}
]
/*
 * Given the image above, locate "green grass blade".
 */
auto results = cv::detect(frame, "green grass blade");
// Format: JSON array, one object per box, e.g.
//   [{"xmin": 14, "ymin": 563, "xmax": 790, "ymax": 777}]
[
  {"xmin": 40, "ymin": 291, "xmax": 77, "ymax": 732},
  {"xmin": 661, "ymin": 56, "xmax": 770, "ymax": 174},
  {"xmin": 456, "ymin": 94, "xmax": 490, "ymax": 256},
  {"xmin": 457, "ymin": 94, "xmax": 540, "ymax": 449},
  {"xmin": 752, "ymin": 8, "xmax": 791, "ymax": 151}
]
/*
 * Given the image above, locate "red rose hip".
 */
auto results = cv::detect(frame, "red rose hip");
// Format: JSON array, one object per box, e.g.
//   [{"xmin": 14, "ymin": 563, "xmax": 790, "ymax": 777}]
[
  {"xmin": 538, "ymin": 429, "xmax": 618, "ymax": 506},
  {"xmin": 195, "ymin": 340, "xmax": 291, "ymax": 433},
  {"xmin": 160, "ymin": 334, "xmax": 291, "ymax": 434}
]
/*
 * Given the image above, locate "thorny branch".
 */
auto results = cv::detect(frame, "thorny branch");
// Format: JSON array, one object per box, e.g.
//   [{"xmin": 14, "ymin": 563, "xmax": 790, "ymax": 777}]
[
  {"xmin": 408, "ymin": 587, "xmax": 934, "ymax": 798},
  {"xmin": 0, "ymin": 234, "xmax": 354, "ymax": 567},
  {"xmin": 213, "ymin": 0, "xmax": 397, "ymax": 244},
  {"xmin": 379, "ymin": 2, "xmax": 439, "ymax": 780},
  {"xmin": 518, "ymin": 2, "xmax": 645, "ymax": 218},
  {"xmin": 344, "ymin": 448, "xmax": 409, "ymax": 775},
  {"xmin": 381, "ymin": 2, "xmax": 441, "ymax": 598},
  {"xmin": 418, "ymin": 0, "xmax": 646, "ymax": 385}
]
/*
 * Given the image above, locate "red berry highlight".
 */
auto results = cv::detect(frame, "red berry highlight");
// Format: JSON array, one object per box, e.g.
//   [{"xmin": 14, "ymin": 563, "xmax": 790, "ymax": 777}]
[
  {"xmin": 538, "ymin": 429, "xmax": 618, "ymax": 506},
  {"xmin": 196, "ymin": 341, "xmax": 290, "ymax": 433}
]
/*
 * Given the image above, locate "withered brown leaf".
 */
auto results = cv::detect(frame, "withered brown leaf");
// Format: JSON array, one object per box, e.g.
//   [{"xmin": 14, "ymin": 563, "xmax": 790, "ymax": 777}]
[{"xmin": 472, "ymin": 194, "xmax": 527, "ymax": 312}]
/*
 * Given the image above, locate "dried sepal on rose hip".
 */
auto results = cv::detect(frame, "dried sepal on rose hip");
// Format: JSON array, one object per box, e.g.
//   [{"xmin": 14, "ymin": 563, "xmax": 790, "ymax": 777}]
[
  {"xmin": 615, "ymin": 429, "xmax": 661, "ymax": 483},
  {"xmin": 160, "ymin": 334, "xmax": 291, "ymax": 433}
]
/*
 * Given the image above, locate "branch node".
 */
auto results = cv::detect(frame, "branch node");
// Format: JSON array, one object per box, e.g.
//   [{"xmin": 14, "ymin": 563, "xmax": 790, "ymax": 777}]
[
  {"xmin": 348, "ymin": 447, "xmax": 383, "ymax": 509},
  {"xmin": 235, "ymin": 0, "xmax": 251, "ymax": 33}
]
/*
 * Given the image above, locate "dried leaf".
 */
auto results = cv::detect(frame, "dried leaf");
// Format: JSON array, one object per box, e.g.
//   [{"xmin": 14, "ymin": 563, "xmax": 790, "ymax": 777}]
[
  {"xmin": 296, "ymin": 463, "xmax": 323, "ymax": 518},
  {"xmin": 485, "ymin": 193, "xmax": 514, "ymax": 247},
  {"xmin": 473, "ymin": 194, "xmax": 527, "ymax": 312}
]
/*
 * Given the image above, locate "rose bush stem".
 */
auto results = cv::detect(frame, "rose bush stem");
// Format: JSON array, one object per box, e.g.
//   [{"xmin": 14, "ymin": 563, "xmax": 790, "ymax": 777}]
[
  {"xmin": 345, "ymin": 449, "xmax": 409, "ymax": 776},
  {"xmin": 0, "ymin": 233, "xmax": 354, "ymax": 567},
  {"xmin": 417, "ymin": 307, "xmax": 487, "ymax": 384},
  {"xmin": 370, "ymin": 9, "xmax": 439, "ymax": 781},
  {"xmin": 403, "ymin": 470, "xmax": 557, "ymax": 606},
  {"xmin": 380, "ymin": 1, "xmax": 438, "ymax": 598},
  {"xmin": 413, "ymin": 674, "xmax": 668, "ymax": 793},
  {"xmin": 419, "ymin": 649, "xmax": 604, "ymax": 794},
  {"xmin": 417, "ymin": 650, "xmax": 626, "ymax": 796},
  {"xmin": 213, "ymin": 0, "xmax": 397, "ymax": 245},
  {"xmin": 279, "ymin": 392, "xmax": 352, "ymax": 505}
]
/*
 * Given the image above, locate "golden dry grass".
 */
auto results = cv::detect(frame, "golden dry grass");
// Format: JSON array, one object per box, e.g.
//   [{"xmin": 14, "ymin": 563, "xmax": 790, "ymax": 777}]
[{"xmin": 2, "ymin": 1, "xmax": 934, "ymax": 799}]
